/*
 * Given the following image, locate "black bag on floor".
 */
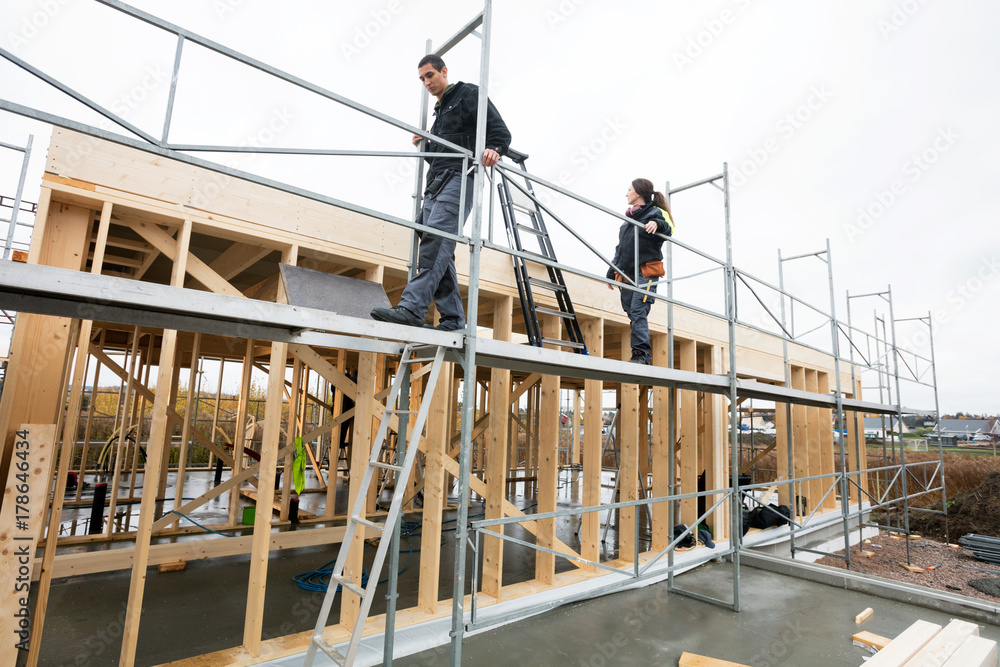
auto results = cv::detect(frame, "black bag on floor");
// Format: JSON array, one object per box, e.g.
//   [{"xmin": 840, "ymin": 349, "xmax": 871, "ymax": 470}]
[
  {"xmin": 747, "ymin": 504, "xmax": 791, "ymax": 530},
  {"xmin": 673, "ymin": 524, "xmax": 695, "ymax": 548}
]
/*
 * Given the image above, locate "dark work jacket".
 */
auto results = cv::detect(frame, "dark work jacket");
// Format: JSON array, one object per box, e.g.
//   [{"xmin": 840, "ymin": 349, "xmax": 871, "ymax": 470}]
[
  {"xmin": 424, "ymin": 81, "xmax": 511, "ymax": 185},
  {"xmin": 606, "ymin": 203, "xmax": 672, "ymax": 281}
]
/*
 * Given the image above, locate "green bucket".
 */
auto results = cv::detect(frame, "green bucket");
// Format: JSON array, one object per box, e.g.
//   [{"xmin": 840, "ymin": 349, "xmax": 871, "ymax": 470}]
[{"xmin": 241, "ymin": 505, "xmax": 255, "ymax": 525}]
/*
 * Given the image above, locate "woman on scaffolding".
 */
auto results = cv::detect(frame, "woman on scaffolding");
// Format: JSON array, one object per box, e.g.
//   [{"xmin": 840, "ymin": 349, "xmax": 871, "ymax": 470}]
[{"xmin": 606, "ymin": 178, "xmax": 674, "ymax": 365}]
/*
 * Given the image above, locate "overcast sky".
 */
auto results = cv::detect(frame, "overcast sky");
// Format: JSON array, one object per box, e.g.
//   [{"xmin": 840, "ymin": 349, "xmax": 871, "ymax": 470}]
[{"xmin": 0, "ymin": 1, "xmax": 997, "ymax": 415}]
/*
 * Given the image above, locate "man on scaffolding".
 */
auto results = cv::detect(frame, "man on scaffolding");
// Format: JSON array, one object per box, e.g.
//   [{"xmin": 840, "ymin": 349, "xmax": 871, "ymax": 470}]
[{"xmin": 371, "ymin": 54, "xmax": 511, "ymax": 332}]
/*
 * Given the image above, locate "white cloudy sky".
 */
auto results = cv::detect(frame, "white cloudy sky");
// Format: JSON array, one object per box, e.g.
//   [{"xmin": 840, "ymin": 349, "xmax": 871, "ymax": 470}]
[{"xmin": 0, "ymin": 0, "xmax": 997, "ymax": 415}]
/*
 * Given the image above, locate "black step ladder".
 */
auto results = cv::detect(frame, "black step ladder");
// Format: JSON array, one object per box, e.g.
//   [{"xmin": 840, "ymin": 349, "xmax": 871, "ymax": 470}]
[
  {"xmin": 497, "ymin": 149, "xmax": 588, "ymax": 354},
  {"xmin": 303, "ymin": 343, "xmax": 447, "ymax": 667}
]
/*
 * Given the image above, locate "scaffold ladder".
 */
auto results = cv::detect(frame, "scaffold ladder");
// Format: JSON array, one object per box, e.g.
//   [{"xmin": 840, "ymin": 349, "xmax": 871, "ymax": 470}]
[
  {"xmin": 497, "ymin": 149, "xmax": 588, "ymax": 354},
  {"xmin": 303, "ymin": 343, "xmax": 447, "ymax": 667}
]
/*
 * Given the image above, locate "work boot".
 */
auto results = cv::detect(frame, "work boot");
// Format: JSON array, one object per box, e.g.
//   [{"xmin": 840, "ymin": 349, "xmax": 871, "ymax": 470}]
[
  {"xmin": 434, "ymin": 320, "xmax": 464, "ymax": 332},
  {"xmin": 371, "ymin": 305, "xmax": 423, "ymax": 327},
  {"xmin": 629, "ymin": 352, "xmax": 651, "ymax": 365}
]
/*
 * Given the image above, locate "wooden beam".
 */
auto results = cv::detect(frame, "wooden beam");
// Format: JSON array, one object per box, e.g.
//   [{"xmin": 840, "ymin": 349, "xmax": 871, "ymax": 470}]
[
  {"xmin": 581, "ymin": 318, "xmax": 604, "ymax": 566},
  {"xmin": 123, "ymin": 218, "xmax": 244, "ymax": 297},
  {"xmin": 619, "ymin": 343, "xmax": 639, "ymax": 562},
  {"xmin": 678, "ymin": 652, "xmax": 751, "ymax": 667},
  {"xmin": 905, "ymin": 619, "xmax": 979, "ymax": 666},
  {"xmin": 790, "ymin": 366, "xmax": 808, "ymax": 518},
  {"xmin": 702, "ymin": 344, "xmax": 727, "ymax": 538},
  {"xmin": 535, "ymin": 315, "xmax": 561, "ymax": 584},
  {"xmin": 243, "ymin": 244, "xmax": 295, "ymax": 655},
  {"xmin": 818, "ymin": 372, "xmax": 835, "ymax": 510},
  {"xmin": 864, "ymin": 619, "xmax": 942, "ymax": 666},
  {"xmin": 483, "ymin": 296, "xmax": 512, "ymax": 598},
  {"xmin": 941, "ymin": 636, "xmax": 998, "ymax": 667},
  {"xmin": 775, "ymin": 396, "xmax": 790, "ymax": 507},
  {"xmin": 417, "ymin": 360, "xmax": 451, "ymax": 613},
  {"xmin": 678, "ymin": 338, "xmax": 698, "ymax": 526},
  {"xmin": 120, "ymin": 218, "xmax": 192, "ymax": 667},
  {"xmin": 0, "ymin": 201, "xmax": 90, "ymax": 507},
  {"xmin": 651, "ymin": 333, "xmax": 670, "ymax": 550},
  {"xmin": 805, "ymin": 369, "xmax": 823, "ymax": 513}
]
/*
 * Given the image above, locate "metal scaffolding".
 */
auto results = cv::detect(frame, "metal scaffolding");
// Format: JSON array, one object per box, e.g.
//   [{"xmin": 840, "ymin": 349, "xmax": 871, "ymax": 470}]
[{"xmin": 0, "ymin": 1, "xmax": 949, "ymax": 665}]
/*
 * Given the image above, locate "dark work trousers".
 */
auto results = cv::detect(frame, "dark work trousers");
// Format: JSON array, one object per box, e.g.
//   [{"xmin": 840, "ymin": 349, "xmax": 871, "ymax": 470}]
[
  {"xmin": 620, "ymin": 274, "xmax": 657, "ymax": 362},
  {"xmin": 397, "ymin": 173, "xmax": 475, "ymax": 329}
]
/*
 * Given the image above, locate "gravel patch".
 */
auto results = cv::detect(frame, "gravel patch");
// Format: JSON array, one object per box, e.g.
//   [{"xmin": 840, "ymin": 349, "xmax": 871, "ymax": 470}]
[{"xmin": 816, "ymin": 531, "xmax": 1000, "ymax": 603}]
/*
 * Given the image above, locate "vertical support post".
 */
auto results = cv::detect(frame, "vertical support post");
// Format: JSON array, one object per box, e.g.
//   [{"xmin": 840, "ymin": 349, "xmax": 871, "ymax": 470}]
[
  {"xmin": 119, "ymin": 218, "xmax": 191, "ymax": 667},
  {"xmin": 243, "ymin": 244, "xmax": 296, "ymax": 656},
  {"xmin": 571, "ymin": 389, "xmax": 582, "ymax": 466},
  {"xmin": 418, "ymin": 362, "xmax": 451, "ymax": 613},
  {"xmin": 790, "ymin": 366, "xmax": 807, "ymax": 521},
  {"xmin": 536, "ymin": 316, "xmax": 560, "ymax": 583},
  {"xmin": 230, "ymin": 339, "xmax": 255, "ymax": 525},
  {"xmin": 581, "ymin": 318, "xmax": 604, "ymax": 566},
  {"xmin": 703, "ymin": 345, "xmax": 727, "ymax": 538},
  {"xmin": 805, "ymin": 369, "xmax": 821, "ymax": 511},
  {"xmin": 651, "ymin": 333, "xmax": 670, "ymax": 550},
  {"xmin": 483, "ymin": 296, "xmax": 512, "ymax": 596},
  {"xmin": 619, "ymin": 374, "xmax": 639, "ymax": 562},
  {"xmin": 677, "ymin": 339, "xmax": 697, "ymax": 526}
]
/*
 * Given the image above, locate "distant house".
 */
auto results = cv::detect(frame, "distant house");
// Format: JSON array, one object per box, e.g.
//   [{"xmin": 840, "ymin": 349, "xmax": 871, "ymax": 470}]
[
  {"xmin": 863, "ymin": 417, "xmax": 907, "ymax": 441},
  {"xmin": 935, "ymin": 418, "xmax": 996, "ymax": 441}
]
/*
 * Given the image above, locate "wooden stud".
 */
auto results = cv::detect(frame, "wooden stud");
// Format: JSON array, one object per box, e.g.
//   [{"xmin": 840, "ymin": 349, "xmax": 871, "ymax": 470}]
[
  {"xmin": 790, "ymin": 366, "xmax": 808, "ymax": 519},
  {"xmin": 483, "ymin": 296, "xmax": 512, "ymax": 598},
  {"xmin": 940, "ymin": 635, "xmax": 998, "ymax": 667},
  {"xmin": 855, "ymin": 607, "xmax": 874, "ymax": 624},
  {"xmin": 231, "ymin": 339, "xmax": 255, "ymax": 524},
  {"xmin": 702, "ymin": 344, "xmax": 727, "ymax": 538},
  {"xmin": 535, "ymin": 316, "xmax": 561, "ymax": 583},
  {"xmin": 864, "ymin": 619, "xmax": 941, "ymax": 666},
  {"xmin": 581, "ymin": 318, "xmax": 604, "ymax": 567},
  {"xmin": 243, "ymin": 244, "xmax": 296, "ymax": 655},
  {"xmin": 651, "ymin": 333, "xmax": 670, "ymax": 550},
  {"xmin": 571, "ymin": 389, "xmax": 582, "ymax": 466},
  {"xmin": 120, "ymin": 218, "xmax": 192, "ymax": 667},
  {"xmin": 242, "ymin": 340, "xmax": 289, "ymax": 655},
  {"xmin": 774, "ymin": 399, "xmax": 790, "ymax": 507},
  {"xmin": 907, "ymin": 618, "xmax": 979, "ymax": 667},
  {"xmin": 853, "ymin": 630, "xmax": 892, "ymax": 651},
  {"xmin": 678, "ymin": 338, "xmax": 698, "ymax": 526},
  {"xmin": 678, "ymin": 652, "xmax": 751, "ymax": 667},
  {"xmin": 805, "ymin": 369, "xmax": 822, "ymax": 513},
  {"xmin": 619, "ymin": 333, "xmax": 640, "ymax": 562},
  {"xmin": 0, "ymin": 201, "xmax": 90, "ymax": 507},
  {"xmin": 818, "ymin": 372, "xmax": 835, "ymax": 510},
  {"xmin": 416, "ymin": 360, "xmax": 451, "ymax": 614}
]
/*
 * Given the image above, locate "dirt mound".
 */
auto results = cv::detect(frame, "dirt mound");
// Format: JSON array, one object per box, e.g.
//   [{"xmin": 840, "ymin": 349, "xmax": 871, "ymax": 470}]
[{"xmin": 909, "ymin": 472, "xmax": 1000, "ymax": 542}]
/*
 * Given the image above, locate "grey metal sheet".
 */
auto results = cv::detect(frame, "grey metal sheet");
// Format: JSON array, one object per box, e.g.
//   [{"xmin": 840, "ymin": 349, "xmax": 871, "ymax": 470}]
[{"xmin": 279, "ymin": 264, "xmax": 390, "ymax": 319}]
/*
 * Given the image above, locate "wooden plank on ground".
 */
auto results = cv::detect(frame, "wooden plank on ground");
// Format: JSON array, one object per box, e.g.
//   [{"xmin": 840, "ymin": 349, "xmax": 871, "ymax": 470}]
[
  {"xmin": 940, "ymin": 635, "xmax": 998, "ymax": 667},
  {"xmin": 853, "ymin": 631, "xmax": 892, "ymax": 651},
  {"xmin": 0, "ymin": 424, "xmax": 56, "ymax": 663},
  {"xmin": 903, "ymin": 619, "xmax": 980, "ymax": 667},
  {"xmin": 855, "ymin": 607, "xmax": 874, "ymax": 624},
  {"xmin": 678, "ymin": 651, "xmax": 751, "ymax": 667},
  {"xmin": 865, "ymin": 620, "xmax": 942, "ymax": 666}
]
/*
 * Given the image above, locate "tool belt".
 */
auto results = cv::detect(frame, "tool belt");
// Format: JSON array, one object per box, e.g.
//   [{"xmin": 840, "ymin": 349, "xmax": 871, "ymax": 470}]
[{"xmin": 641, "ymin": 260, "xmax": 665, "ymax": 279}]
